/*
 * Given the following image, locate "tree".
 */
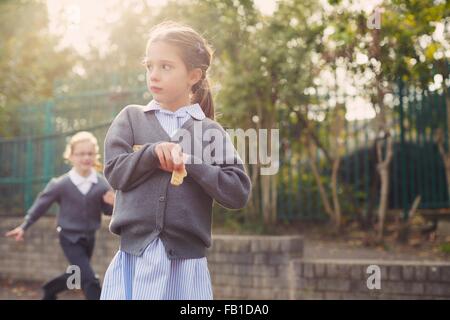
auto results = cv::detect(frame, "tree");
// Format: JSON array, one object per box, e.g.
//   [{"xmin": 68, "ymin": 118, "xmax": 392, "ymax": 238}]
[{"xmin": 0, "ymin": 0, "xmax": 78, "ymax": 137}]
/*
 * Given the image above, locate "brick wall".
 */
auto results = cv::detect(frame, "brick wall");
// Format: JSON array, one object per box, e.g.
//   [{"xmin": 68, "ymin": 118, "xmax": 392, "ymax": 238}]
[
  {"xmin": 207, "ymin": 235, "xmax": 303, "ymax": 299},
  {"xmin": 0, "ymin": 217, "xmax": 119, "ymax": 283},
  {"xmin": 296, "ymin": 259, "xmax": 450, "ymax": 299},
  {"xmin": 1, "ymin": 217, "xmax": 449, "ymax": 299}
]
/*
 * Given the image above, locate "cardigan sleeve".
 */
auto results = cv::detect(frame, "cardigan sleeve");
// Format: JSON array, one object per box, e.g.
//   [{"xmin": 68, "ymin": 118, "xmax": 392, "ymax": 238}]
[
  {"xmin": 99, "ymin": 176, "xmax": 114, "ymax": 216},
  {"xmin": 103, "ymin": 107, "xmax": 163, "ymax": 192},
  {"xmin": 20, "ymin": 178, "xmax": 60, "ymax": 231},
  {"xmin": 101, "ymin": 198, "xmax": 114, "ymax": 216},
  {"xmin": 184, "ymin": 124, "xmax": 252, "ymax": 210}
]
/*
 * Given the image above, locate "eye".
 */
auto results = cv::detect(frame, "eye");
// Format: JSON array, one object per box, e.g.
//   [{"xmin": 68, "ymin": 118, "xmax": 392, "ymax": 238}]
[{"xmin": 162, "ymin": 64, "xmax": 172, "ymax": 71}]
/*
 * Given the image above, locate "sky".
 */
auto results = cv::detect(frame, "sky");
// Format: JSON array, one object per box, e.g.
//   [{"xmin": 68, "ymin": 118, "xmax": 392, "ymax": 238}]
[{"xmin": 46, "ymin": 0, "xmax": 278, "ymax": 55}]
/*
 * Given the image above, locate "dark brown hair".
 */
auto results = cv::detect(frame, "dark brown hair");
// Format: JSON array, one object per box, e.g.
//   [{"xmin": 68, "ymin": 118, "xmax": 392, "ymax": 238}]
[{"xmin": 146, "ymin": 21, "xmax": 215, "ymax": 120}]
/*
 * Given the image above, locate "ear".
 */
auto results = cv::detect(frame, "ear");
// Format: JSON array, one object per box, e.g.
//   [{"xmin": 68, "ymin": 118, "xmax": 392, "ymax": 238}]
[{"xmin": 188, "ymin": 68, "xmax": 203, "ymax": 87}]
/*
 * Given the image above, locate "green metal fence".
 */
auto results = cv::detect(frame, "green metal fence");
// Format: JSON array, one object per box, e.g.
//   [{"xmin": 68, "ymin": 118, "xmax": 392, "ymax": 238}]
[
  {"xmin": 1, "ymin": 73, "xmax": 449, "ymax": 222},
  {"xmin": 0, "ymin": 124, "xmax": 111, "ymax": 215},
  {"xmin": 276, "ymin": 108, "xmax": 376, "ymax": 222},
  {"xmin": 277, "ymin": 77, "xmax": 450, "ymax": 222},
  {"xmin": 0, "ymin": 75, "xmax": 149, "ymax": 215},
  {"xmin": 396, "ymin": 80, "xmax": 450, "ymax": 216}
]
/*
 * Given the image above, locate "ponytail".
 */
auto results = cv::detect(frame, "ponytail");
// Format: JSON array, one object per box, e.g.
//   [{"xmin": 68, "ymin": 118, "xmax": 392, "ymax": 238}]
[{"xmin": 192, "ymin": 77, "xmax": 214, "ymax": 120}]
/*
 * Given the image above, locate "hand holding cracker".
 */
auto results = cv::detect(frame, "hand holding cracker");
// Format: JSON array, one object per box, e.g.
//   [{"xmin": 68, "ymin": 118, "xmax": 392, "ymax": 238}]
[{"xmin": 170, "ymin": 147, "xmax": 189, "ymax": 186}]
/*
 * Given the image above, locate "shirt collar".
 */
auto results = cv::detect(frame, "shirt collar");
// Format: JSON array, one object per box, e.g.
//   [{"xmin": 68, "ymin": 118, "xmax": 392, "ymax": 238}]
[
  {"xmin": 69, "ymin": 168, "xmax": 98, "ymax": 186},
  {"xmin": 142, "ymin": 99, "xmax": 206, "ymax": 120}
]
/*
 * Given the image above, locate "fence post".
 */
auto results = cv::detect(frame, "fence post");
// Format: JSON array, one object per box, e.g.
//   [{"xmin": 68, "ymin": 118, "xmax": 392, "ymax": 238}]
[
  {"xmin": 24, "ymin": 138, "xmax": 34, "ymax": 211},
  {"xmin": 43, "ymin": 100, "xmax": 55, "ymax": 180},
  {"xmin": 398, "ymin": 79, "xmax": 408, "ymax": 220}
]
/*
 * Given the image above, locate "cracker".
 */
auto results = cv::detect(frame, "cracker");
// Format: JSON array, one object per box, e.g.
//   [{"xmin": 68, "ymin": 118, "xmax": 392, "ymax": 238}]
[{"xmin": 171, "ymin": 167, "xmax": 187, "ymax": 186}]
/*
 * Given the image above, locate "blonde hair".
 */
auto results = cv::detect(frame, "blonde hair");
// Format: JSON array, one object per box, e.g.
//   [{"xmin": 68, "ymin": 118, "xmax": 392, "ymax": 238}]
[
  {"xmin": 63, "ymin": 131, "xmax": 102, "ymax": 172},
  {"xmin": 144, "ymin": 20, "xmax": 215, "ymax": 120}
]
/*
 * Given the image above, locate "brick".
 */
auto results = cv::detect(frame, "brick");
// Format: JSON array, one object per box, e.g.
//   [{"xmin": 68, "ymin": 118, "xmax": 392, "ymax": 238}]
[
  {"xmin": 326, "ymin": 264, "xmax": 338, "ymax": 277},
  {"xmin": 424, "ymin": 283, "xmax": 450, "ymax": 296},
  {"xmin": 350, "ymin": 265, "xmax": 363, "ymax": 280},
  {"xmin": 350, "ymin": 279, "xmax": 372, "ymax": 292},
  {"xmin": 253, "ymin": 253, "xmax": 268, "ymax": 264},
  {"xmin": 212, "ymin": 274, "xmax": 251, "ymax": 287},
  {"xmin": 402, "ymin": 266, "xmax": 415, "ymax": 281},
  {"xmin": 326, "ymin": 264, "xmax": 350, "ymax": 279},
  {"xmin": 229, "ymin": 253, "xmax": 253, "ymax": 264},
  {"xmin": 253, "ymin": 275, "xmax": 288, "ymax": 289},
  {"xmin": 273, "ymin": 290, "xmax": 292, "ymax": 299},
  {"xmin": 428, "ymin": 266, "xmax": 440, "ymax": 281},
  {"xmin": 440, "ymin": 267, "xmax": 450, "ymax": 282},
  {"xmin": 382, "ymin": 281, "xmax": 424, "ymax": 295},
  {"xmin": 415, "ymin": 266, "xmax": 427, "ymax": 281},
  {"xmin": 268, "ymin": 254, "xmax": 290, "ymax": 265},
  {"xmin": 341, "ymin": 292, "xmax": 381, "ymax": 300},
  {"xmin": 297, "ymin": 262, "xmax": 304, "ymax": 277},
  {"xmin": 388, "ymin": 266, "xmax": 402, "ymax": 281},
  {"xmin": 250, "ymin": 238, "xmax": 279, "ymax": 252},
  {"xmin": 238, "ymin": 287, "xmax": 278, "ymax": 300},
  {"xmin": 234, "ymin": 264, "xmax": 277, "ymax": 277},
  {"xmin": 297, "ymin": 278, "xmax": 316, "ymax": 290},
  {"xmin": 297, "ymin": 291, "xmax": 324, "ymax": 300},
  {"xmin": 379, "ymin": 266, "xmax": 388, "ymax": 281},
  {"xmin": 405, "ymin": 282, "xmax": 425, "ymax": 295},
  {"xmin": 315, "ymin": 263, "xmax": 326, "ymax": 277},
  {"xmin": 280, "ymin": 237, "xmax": 304, "ymax": 255},
  {"xmin": 317, "ymin": 278, "xmax": 351, "ymax": 292},
  {"xmin": 303, "ymin": 263, "xmax": 315, "ymax": 278},
  {"xmin": 323, "ymin": 292, "xmax": 343, "ymax": 299},
  {"xmin": 229, "ymin": 239, "xmax": 251, "ymax": 253}
]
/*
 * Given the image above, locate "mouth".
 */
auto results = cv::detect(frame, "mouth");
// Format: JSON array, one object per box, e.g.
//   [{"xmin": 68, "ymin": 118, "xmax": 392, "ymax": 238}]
[{"xmin": 150, "ymin": 86, "xmax": 163, "ymax": 93}]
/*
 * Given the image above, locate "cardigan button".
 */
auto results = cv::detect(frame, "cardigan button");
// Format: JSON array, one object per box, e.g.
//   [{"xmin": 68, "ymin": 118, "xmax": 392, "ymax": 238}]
[{"xmin": 159, "ymin": 196, "xmax": 166, "ymax": 202}]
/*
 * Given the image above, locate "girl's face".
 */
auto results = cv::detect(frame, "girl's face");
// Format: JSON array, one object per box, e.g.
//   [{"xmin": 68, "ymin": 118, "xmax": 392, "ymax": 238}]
[
  {"xmin": 145, "ymin": 41, "xmax": 201, "ymax": 111},
  {"xmin": 68, "ymin": 140, "xmax": 97, "ymax": 174}
]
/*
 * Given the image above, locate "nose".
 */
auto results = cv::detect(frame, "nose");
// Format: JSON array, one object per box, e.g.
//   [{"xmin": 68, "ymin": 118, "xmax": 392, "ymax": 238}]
[{"xmin": 149, "ymin": 68, "xmax": 160, "ymax": 82}]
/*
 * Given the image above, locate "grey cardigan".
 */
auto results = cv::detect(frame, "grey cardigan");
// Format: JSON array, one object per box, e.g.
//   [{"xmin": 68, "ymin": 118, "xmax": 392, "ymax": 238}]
[
  {"xmin": 20, "ymin": 173, "xmax": 114, "ymax": 243},
  {"xmin": 104, "ymin": 104, "xmax": 252, "ymax": 258}
]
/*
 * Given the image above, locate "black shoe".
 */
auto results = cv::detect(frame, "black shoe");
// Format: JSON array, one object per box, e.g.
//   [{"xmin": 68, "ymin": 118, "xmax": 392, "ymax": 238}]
[{"xmin": 41, "ymin": 289, "xmax": 57, "ymax": 300}]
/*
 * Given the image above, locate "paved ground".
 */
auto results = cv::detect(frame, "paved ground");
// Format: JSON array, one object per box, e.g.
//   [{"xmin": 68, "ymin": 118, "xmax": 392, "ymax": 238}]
[{"xmin": 0, "ymin": 278, "xmax": 84, "ymax": 300}]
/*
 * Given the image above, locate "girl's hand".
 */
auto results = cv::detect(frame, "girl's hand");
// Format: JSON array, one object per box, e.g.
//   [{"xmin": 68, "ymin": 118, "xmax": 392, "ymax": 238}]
[
  {"xmin": 103, "ymin": 190, "xmax": 115, "ymax": 205},
  {"xmin": 155, "ymin": 142, "xmax": 188, "ymax": 172},
  {"xmin": 5, "ymin": 226, "xmax": 25, "ymax": 242}
]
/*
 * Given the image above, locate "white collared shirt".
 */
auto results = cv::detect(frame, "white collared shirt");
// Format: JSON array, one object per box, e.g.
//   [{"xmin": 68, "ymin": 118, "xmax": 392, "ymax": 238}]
[
  {"xmin": 144, "ymin": 99, "xmax": 206, "ymax": 137},
  {"xmin": 68, "ymin": 168, "xmax": 98, "ymax": 195}
]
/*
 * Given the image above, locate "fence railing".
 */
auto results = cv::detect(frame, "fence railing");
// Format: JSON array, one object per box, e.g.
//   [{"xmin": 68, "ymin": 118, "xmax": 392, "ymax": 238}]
[{"xmin": 1, "ymin": 76, "xmax": 449, "ymax": 223}]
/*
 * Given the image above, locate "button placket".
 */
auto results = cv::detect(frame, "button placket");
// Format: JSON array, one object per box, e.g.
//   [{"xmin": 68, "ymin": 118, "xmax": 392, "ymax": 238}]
[{"xmin": 156, "ymin": 176, "xmax": 169, "ymax": 235}]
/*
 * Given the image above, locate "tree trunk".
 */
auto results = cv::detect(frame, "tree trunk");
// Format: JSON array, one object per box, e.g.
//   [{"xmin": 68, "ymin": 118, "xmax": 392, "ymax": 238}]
[
  {"xmin": 260, "ymin": 113, "xmax": 277, "ymax": 225},
  {"xmin": 331, "ymin": 156, "xmax": 342, "ymax": 230},
  {"xmin": 308, "ymin": 142, "xmax": 335, "ymax": 221},
  {"xmin": 376, "ymin": 135, "xmax": 393, "ymax": 240},
  {"xmin": 244, "ymin": 162, "xmax": 261, "ymax": 219},
  {"xmin": 261, "ymin": 174, "xmax": 277, "ymax": 224}
]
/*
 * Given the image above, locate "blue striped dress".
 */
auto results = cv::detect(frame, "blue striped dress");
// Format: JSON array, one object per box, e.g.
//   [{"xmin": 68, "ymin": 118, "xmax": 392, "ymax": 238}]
[{"xmin": 100, "ymin": 100, "xmax": 213, "ymax": 300}]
